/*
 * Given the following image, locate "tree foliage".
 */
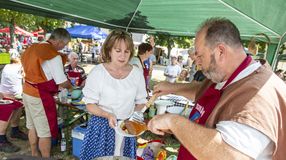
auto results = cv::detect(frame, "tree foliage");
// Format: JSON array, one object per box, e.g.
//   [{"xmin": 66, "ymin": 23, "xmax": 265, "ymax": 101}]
[
  {"xmin": 0, "ymin": 9, "xmax": 65, "ymax": 46},
  {"xmin": 34, "ymin": 17, "xmax": 65, "ymax": 33},
  {"xmin": 147, "ymin": 33, "xmax": 193, "ymax": 58},
  {"xmin": 0, "ymin": 9, "xmax": 33, "ymax": 28}
]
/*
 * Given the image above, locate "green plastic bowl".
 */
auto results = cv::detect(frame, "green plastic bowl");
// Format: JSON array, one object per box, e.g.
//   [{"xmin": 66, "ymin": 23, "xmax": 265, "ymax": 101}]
[{"xmin": 71, "ymin": 89, "xmax": 82, "ymax": 100}]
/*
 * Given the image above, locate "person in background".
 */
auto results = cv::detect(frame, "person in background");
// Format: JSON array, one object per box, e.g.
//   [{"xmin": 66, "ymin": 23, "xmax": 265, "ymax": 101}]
[
  {"xmin": 164, "ymin": 56, "xmax": 181, "ymax": 83},
  {"xmin": 5, "ymin": 45, "xmax": 20, "ymax": 59},
  {"xmin": 92, "ymin": 42, "xmax": 102, "ymax": 63},
  {"xmin": 16, "ymin": 38, "xmax": 22, "ymax": 53},
  {"xmin": 129, "ymin": 43, "xmax": 153, "ymax": 90},
  {"xmin": 147, "ymin": 53, "xmax": 156, "ymax": 90},
  {"xmin": 149, "ymin": 53, "xmax": 156, "ymax": 66},
  {"xmin": 177, "ymin": 55, "xmax": 184, "ymax": 69},
  {"xmin": 143, "ymin": 57, "xmax": 152, "ymax": 91},
  {"xmin": 0, "ymin": 57, "xmax": 27, "ymax": 153},
  {"xmin": 176, "ymin": 69, "xmax": 189, "ymax": 83},
  {"xmin": 146, "ymin": 35, "xmax": 156, "ymax": 89},
  {"xmin": 21, "ymin": 28, "xmax": 72, "ymax": 158},
  {"xmin": 187, "ymin": 48, "xmax": 206, "ymax": 82},
  {"xmin": 80, "ymin": 29, "xmax": 147, "ymax": 160},
  {"xmin": 148, "ymin": 17, "xmax": 286, "ymax": 159},
  {"xmin": 77, "ymin": 39, "xmax": 84, "ymax": 62},
  {"xmin": 0, "ymin": 92, "xmax": 23, "ymax": 153},
  {"xmin": 248, "ymin": 40, "xmax": 257, "ymax": 57},
  {"xmin": 187, "ymin": 47, "xmax": 196, "ymax": 82},
  {"xmin": 64, "ymin": 52, "xmax": 87, "ymax": 87},
  {"xmin": 193, "ymin": 69, "xmax": 206, "ymax": 82},
  {"xmin": 274, "ymin": 69, "xmax": 284, "ymax": 80}
]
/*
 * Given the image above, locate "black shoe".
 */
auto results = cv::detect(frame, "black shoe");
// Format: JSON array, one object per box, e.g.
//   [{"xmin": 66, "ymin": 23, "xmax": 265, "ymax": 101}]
[
  {"xmin": 10, "ymin": 130, "xmax": 28, "ymax": 140},
  {"xmin": 0, "ymin": 141, "xmax": 20, "ymax": 153}
]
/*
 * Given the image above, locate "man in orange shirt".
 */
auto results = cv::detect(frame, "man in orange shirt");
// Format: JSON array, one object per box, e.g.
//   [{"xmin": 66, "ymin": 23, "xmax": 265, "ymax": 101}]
[{"xmin": 21, "ymin": 28, "xmax": 72, "ymax": 157}]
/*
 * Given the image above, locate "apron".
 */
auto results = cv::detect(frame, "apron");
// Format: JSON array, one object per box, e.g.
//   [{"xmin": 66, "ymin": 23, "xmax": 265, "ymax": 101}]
[
  {"xmin": 138, "ymin": 56, "xmax": 149, "ymax": 90},
  {"xmin": 178, "ymin": 55, "xmax": 252, "ymax": 160},
  {"xmin": 27, "ymin": 79, "xmax": 59, "ymax": 139},
  {"xmin": 80, "ymin": 116, "xmax": 137, "ymax": 160},
  {"xmin": 67, "ymin": 70, "xmax": 82, "ymax": 86},
  {"xmin": 0, "ymin": 98, "xmax": 23, "ymax": 121}
]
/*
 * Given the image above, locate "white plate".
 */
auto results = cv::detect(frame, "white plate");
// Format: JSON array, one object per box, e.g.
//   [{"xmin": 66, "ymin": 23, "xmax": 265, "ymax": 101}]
[
  {"xmin": 114, "ymin": 120, "xmax": 145, "ymax": 137},
  {"xmin": 159, "ymin": 95, "xmax": 169, "ymax": 100},
  {"xmin": 114, "ymin": 120, "xmax": 136, "ymax": 137},
  {"xmin": 166, "ymin": 106, "xmax": 185, "ymax": 114},
  {"xmin": 0, "ymin": 100, "xmax": 13, "ymax": 105}
]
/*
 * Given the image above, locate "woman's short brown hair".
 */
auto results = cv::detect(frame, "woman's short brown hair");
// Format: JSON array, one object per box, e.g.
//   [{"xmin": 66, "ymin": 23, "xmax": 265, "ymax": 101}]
[
  {"xmin": 138, "ymin": 43, "xmax": 153, "ymax": 55},
  {"xmin": 101, "ymin": 29, "xmax": 134, "ymax": 62}
]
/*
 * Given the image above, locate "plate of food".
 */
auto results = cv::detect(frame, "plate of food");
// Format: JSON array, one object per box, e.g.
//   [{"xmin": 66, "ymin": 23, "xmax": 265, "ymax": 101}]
[
  {"xmin": 115, "ymin": 120, "xmax": 147, "ymax": 137},
  {"xmin": 0, "ymin": 99, "xmax": 13, "ymax": 105}
]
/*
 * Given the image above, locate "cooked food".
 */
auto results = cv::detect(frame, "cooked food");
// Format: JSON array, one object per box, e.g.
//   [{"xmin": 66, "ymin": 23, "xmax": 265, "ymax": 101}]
[{"xmin": 120, "ymin": 120, "xmax": 147, "ymax": 135}]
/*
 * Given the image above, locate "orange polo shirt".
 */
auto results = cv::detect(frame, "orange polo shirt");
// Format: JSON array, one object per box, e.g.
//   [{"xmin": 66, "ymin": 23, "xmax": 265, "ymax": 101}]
[{"xmin": 21, "ymin": 42, "xmax": 67, "ymax": 97}]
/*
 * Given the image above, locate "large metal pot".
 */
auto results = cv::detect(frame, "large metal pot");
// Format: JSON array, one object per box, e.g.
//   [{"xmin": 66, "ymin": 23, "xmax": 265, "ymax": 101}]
[{"xmin": 93, "ymin": 156, "xmax": 132, "ymax": 160}]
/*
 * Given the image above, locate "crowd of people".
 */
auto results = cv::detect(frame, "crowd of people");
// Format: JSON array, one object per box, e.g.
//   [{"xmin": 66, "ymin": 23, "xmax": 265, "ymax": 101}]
[{"xmin": 0, "ymin": 17, "xmax": 285, "ymax": 160}]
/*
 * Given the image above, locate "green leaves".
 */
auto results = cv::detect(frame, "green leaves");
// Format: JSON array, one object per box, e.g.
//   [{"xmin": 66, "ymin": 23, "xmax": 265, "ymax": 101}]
[{"xmin": 0, "ymin": 9, "xmax": 64, "ymax": 33}]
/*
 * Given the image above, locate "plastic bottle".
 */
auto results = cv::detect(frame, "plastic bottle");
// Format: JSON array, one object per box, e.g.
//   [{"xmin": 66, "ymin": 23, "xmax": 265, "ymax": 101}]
[
  {"xmin": 70, "ymin": 78, "xmax": 76, "ymax": 86},
  {"xmin": 61, "ymin": 131, "xmax": 66, "ymax": 152},
  {"xmin": 148, "ymin": 105, "xmax": 156, "ymax": 118},
  {"xmin": 61, "ymin": 89, "xmax": 68, "ymax": 103}
]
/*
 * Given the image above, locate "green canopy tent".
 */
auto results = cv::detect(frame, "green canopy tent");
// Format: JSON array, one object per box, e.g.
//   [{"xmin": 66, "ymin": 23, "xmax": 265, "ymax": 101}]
[{"xmin": 1, "ymin": 0, "xmax": 285, "ymax": 65}]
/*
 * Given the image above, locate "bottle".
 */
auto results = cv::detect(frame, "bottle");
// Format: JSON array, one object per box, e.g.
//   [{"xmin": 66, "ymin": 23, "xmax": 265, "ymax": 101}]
[
  {"xmin": 67, "ymin": 91, "xmax": 72, "ymax": 104},
  {"xmin": 70, "ymin": 78, "xmax": 76, "ymax": 86},
  {"xmin": 60, "ymin": 131, "xmax": 66, "ymax": 152},
  {"xmin": 148, "ymin": 105, "xmax": 156, "ymax": 118},
  {"xmin": 61, "ymin": 89, "xmax": 68, "ymax": 103}
]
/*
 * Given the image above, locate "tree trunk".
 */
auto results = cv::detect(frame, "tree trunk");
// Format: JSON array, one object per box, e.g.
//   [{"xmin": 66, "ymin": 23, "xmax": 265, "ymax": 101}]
[
  {"xmin": 9, "ymin": 18, "xmax": 15, "ymax": 47},
  {"xmin": 167, "ymin": 38, "xmax": 173, "ymax": 59},
  {"xmin": 167, "ymin": 44, "xmax": 171, "ymax": 59}
]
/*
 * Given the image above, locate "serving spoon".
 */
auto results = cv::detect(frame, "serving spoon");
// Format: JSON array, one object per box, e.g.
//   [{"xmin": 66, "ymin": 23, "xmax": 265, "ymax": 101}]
[{"xmin": 128, "ymin": 93, "xmax": 158, "ymax": 123}]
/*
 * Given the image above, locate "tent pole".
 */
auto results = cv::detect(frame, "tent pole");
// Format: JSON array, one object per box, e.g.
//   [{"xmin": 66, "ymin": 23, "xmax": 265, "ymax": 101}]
[
  {"xmin": 271, "ymin": 31, "xmax": 286, "ymax": 70},
  {"xmin": 126, "ymin": 0, "xmax": 143, "ymax": 32}
]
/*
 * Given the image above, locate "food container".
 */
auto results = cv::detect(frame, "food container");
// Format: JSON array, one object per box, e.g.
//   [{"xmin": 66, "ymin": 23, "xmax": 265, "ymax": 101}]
[
  {"xmin": 166, "ymin": 106, "xmax": 192, "ymax": 117},
  {"xmin": 154, "ymin": 100, "xmax": 174, "ymax": 115},
  {"xmin": 71, "ymin": 89, "xmax": 82, "ymax": 100},
  {"xmin": 148, "ymin": 106, "xmax": 156, "ymax": 118}
]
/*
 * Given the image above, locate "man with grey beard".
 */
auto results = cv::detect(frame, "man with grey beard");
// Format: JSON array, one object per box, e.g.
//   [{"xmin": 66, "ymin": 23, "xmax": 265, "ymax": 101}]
[{"xmin": 148, "ymin": 17, "xmax": 286, "ymax": 160}]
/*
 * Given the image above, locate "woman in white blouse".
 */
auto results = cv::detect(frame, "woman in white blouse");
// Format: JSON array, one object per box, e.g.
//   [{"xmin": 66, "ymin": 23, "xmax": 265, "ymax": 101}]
[{"xmin": 80, "ymin": 30, "xmax": 147, "ymax": 160}]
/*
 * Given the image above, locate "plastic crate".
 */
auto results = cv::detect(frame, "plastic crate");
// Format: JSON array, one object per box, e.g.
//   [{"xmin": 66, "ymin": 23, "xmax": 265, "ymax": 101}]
[{"xmin": 72, "ymin": 123, "xmax": 87, "ymax": 158}]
